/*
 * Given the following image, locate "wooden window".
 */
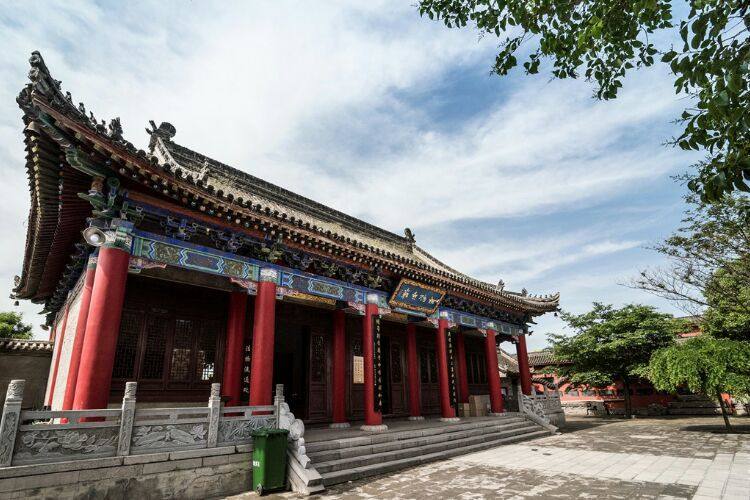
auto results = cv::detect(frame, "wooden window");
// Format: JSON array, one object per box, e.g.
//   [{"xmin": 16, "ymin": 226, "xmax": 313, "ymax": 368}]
[
  {"xmin": 141, "ymin": 312, "xmax": 169, "ymax": 380},
  {"xmin": 113, "ymin": 309, "xmax": 142, "ymax": 379},
  {"xmin": 110, "ymin": 277, "xmax": 226, "ymax": 399},
  {"xmin": 466, "ymin": 352, "xmax": 488, "ymax": 385}
]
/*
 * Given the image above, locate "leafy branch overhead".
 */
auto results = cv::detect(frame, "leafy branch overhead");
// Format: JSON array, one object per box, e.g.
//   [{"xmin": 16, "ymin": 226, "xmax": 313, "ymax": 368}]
[{"xmin": 419, "ymin": 0, "xmax": 750, "ymax": 201}]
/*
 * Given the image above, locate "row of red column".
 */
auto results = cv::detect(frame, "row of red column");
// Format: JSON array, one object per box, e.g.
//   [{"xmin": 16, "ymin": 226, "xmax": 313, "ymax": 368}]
[{"xmin": 54, "ymin": 242, "xmax": 535, "ymax": 422}]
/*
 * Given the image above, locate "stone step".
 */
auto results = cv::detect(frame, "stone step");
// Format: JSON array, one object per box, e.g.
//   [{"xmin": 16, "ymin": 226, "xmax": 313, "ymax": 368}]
[
  {"xmin": 306, "ymin": 416, "xmax": 527, "ymax": 454},
  {"xmin": 667, "ymin": 401, "xmax": 718, "ymax": 409},
  {"xmin": 315, "ymin": 423, "xmax": 542, "ymax": 474},
  {"xmin": 675, "ymin": 394, "xmax": 716, "ymax": 402},
  {"xmin": 308, "ymin": 419, "xmax": 531, "ymax": 463},
  {"xmin": 321, "ymin": 427, "xmax": 550, "ymax": 486},
  {"xmin": 668, "ymin": 407, "xmax": 720, "ymax": 415}
]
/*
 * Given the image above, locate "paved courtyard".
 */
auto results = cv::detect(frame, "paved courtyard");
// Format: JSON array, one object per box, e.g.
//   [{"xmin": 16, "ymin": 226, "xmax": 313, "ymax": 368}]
[{"xmin": 232, "ymin": 416, "xmax": 750, "ymax": 499}]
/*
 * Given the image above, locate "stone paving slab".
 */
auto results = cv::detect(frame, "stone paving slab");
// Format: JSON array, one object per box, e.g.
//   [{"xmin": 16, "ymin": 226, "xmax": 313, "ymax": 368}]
[{"xmin": 225, "ymin": 416, "xmax": 750, "ymax": 499}]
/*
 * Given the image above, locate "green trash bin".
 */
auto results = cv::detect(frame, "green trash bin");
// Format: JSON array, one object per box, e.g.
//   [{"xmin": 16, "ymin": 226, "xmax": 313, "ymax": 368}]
[{"xmin": 251, "ymin": 428, "xmax": 289, "ymax": 495}]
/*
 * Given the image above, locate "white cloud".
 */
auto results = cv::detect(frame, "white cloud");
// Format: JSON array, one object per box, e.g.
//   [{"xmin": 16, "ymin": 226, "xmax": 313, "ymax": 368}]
[{"xmin": 0, "ymin": 1, "xmax": 692, "ymax": 338}]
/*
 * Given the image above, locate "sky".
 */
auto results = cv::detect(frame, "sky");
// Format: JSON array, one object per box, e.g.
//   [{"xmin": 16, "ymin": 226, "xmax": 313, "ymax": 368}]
[{"xmin": 0, "ymin": 1, "xmax": 698, "ymax": 350}]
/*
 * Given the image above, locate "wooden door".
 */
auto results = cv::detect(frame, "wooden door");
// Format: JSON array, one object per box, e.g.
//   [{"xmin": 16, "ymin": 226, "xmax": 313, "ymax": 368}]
[
  {"xmin": 419, "ymin": 343, "xmax": 440, "ymax": 415},
  {"xmin": 307, "ymin": 329, "xmax": 331, "ymax": 422},
  {"xmin": 388, "ymin": 338, "xmax": 407, "ymax": 415}
]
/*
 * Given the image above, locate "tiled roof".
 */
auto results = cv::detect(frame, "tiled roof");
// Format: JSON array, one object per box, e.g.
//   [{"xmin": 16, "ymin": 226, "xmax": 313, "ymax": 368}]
[
  {"xmin": 13, "ymin": 51, "xmax": 561, "ymax": 319},
  {"xmin": 510, "ymin": 350, "xmax": 565, "ymax": 367},
  {"xmin": 498, "ymin": 348, "xmax": 519, "ymax": 374},
  {"xmin": 0, "ymin": 338, "xmax": 53, "ymax": 354}
]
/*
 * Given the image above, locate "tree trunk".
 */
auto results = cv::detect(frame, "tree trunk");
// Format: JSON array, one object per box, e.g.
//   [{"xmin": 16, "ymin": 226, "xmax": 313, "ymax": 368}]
[
  {"xmin": 622, "ymin": 378, "xmax": 632, "ymax": 419},
  {"xmin": 716, "ymin": 388, "xmax": 732, "ymax": 432}
]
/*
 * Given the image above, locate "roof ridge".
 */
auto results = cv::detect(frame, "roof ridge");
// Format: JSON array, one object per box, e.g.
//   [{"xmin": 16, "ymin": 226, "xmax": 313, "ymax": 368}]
[{"xmin": 156, "ymin": 136, "xmax": 410, "ymax": 247}]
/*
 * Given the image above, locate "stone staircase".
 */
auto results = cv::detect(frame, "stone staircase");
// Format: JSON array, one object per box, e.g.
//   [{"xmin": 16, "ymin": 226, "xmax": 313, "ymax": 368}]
[
  {"xmin": 667, "ymin": 394, "xmax": 720, "ymax": 415},
  {"xmin": 306, "ymin": 415, "xmax": 550, "ymax": 486}
]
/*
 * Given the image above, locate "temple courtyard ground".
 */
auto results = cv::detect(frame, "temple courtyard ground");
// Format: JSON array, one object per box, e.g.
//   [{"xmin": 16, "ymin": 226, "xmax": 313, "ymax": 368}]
[{"xmin": 228, "ymin": 416, "xmax": 750, "ymax": 499}]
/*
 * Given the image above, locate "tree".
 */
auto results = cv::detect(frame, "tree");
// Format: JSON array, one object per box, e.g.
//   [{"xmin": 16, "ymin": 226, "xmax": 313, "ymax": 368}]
[
  {"xmin": 702, "ymin": 261, "xmax": 750, "ymax": 341},
  {"xmin": 550, "ymin": 303, "xmax": 683, "ymax": 418},
  {"xmin": 418, "ymin": 1, "xmax": 750, "ymax": 201},
  {"xmin": 632, "ymin": 193, "xmax": 750, "ymax": 319},
  {"xmin": 649, "ymin": 335, "xmax": 750, "ymax": 430},
  {"xmin": 0, "ymin": 312, "xmax": 33, "ymax": 339}
]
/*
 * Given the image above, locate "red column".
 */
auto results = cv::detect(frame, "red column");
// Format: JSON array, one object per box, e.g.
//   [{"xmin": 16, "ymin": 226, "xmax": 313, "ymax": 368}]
[
  {"xmin": 331, "ymin": 309, "xmax": 349, "ymax": 427},
  {"xmin": 223, "ymin": 291, "xmax": 248, "ymax": 406},
  {"xmin": 361, "ymin": 294, "xmax": 385, "ymax": 429},
  {"xmin": 249, "ymin": 268, "xmax": 277, "ymax": 406},
  {"xmin": 62, "ymin": 259, "xmax": 96, "ymax": 411},
  {"xmin": 516, "ymin": 334, "xmax": 532, "ymax": 396},
  {"xmin": 484, "ymin": 328, "xmax": 504, "ymax": 413},
  {"xmin": 73, "ymin": 246, "xmax": 130, "ymax": 410},
  {"xmin": 455, "ymin": 332, "xmax": 470, "ymax": 404},
  {"xmin": 406, "ymin": 323, "xmax": 422, "ymax": 420},
  {"xmin": 46, "ymin": 304, "xmax": 70, "ymax": 407},
  {"xmin": 436, "ymin": 315, "xmax": 457, "ymax": 420}
]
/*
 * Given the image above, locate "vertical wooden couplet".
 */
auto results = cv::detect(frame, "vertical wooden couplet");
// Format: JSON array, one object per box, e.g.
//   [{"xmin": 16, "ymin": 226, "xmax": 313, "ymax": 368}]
[
  {"xmin": 436, "ymin": 315, "xmax": 457, "ymax": 420},
  {"xmin": 446, "ymin": 329, "xmax": 458, "ymax": 411},
  {"xmin": 373, "ymin": 314, "xmax": 383, "ymax": 413},
  {"xmin": 361, "ymin": 294, "xmax": 384, "ymax": 429}
]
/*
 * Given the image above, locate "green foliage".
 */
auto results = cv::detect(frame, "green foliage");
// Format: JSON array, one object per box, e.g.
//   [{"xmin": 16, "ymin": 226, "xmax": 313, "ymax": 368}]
[
  {"xmin": 550, "ymin": 303, "xmax": 683, "ymax": 416},
  {"xmin": 550, "ymin": 303, "xmax": 682, "ymax": 387},
  {"xmin": 703, "ymin": 258, "xmax": 750, "ymax": 341},
  {"xmin": 0, "ymin": 312, "xmax": 33, "ymax": 339},
  {"xmin": 634, "ymin": 193, "xmax": 750, "ymax": 316},
  {"xmin": 649, "ymin": 335, "xmax": 750, "ymax": 398},
  {"xmin": 418, "ymin": 0, "xmax": 750, "ymax": 201}
]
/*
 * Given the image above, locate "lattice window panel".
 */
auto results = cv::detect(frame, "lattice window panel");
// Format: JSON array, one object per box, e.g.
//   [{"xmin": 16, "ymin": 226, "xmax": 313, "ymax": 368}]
[
  {"xmin": 196, "ymin": 319, "xmax": 219, "ymax": 381},
  {"xmin": 141, "ymin": 313, "xmax": 168, "ymax": 379},
  {"xmin": 113, "ymin": 309, "xmax": 143, "ymax": 379},
  {"xmin": 390, "ymin": 344, "xmax": 402, "ymax": 383},
  {"xmin": 310, "ymin": 334, "xmax": 326, "ymax": 383},
  {"xmin": 170, "ymin": 319, "xmax": 194, "ymax": 381}
]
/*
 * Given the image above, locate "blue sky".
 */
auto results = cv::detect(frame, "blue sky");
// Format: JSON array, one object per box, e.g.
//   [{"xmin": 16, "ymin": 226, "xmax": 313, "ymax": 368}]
[{"xmin": 0, "ymin": 1, "xmax": 697, "ymax": 349}]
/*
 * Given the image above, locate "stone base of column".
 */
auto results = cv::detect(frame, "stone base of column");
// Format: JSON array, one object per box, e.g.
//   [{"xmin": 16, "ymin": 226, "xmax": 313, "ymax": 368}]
[
  {"xmin": 329, "ymin": 422, "xmax": 351, "ymax": 429},
  {"xmin": 488, "ymin": 412, "xmax": 505, "ymax": 417},
  {"xmin": 407, "ymin": 416, "xmax": 425, "ymax": 421},
  {"xmin": 439, "ymin": 417, "xmax": 461, "ymax": 423},
  {"xmin": 360, "ymin": 424, "xmax": 389, "ymax": 432}
]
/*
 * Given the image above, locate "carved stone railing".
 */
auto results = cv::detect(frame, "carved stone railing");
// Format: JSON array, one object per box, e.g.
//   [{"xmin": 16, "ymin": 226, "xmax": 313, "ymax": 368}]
[
  {"xmin": 517, "ymin": 385, "xmax": 558, "ymax": 434},
  {"xmin": 0, "ymin": 380, "xmax": 277, "ymax": 467},
  {"xmin": 274, "ymin": 384, "xmax": 324, "ymax": 495}
]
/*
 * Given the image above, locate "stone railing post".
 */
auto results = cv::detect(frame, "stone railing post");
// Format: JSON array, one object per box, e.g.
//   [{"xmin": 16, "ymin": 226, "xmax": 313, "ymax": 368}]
[
  {"xmin": 207, "ymin": 383, "xmax": 221, "ymax": 448},
  {"xmin": 117, "ymin": 382, "xmax": 137, "ymax": 456},
  {"xmin": 0, "ymin": 380, "xmax": 24, "ymax": 466},
  {"xmin": 274, "ymin": 384, "xmax": 284, "ymax": 429}
]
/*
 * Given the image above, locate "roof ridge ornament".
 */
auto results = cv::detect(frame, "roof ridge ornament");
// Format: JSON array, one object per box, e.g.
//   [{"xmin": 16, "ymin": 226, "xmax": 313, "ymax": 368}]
[
  {"xmin": 146, "ymin": 120, "xmax": 176, "ymax": 152},
  {"xmin": 404, "ymin": 227, "xmax": 416, "ymax": 248}
]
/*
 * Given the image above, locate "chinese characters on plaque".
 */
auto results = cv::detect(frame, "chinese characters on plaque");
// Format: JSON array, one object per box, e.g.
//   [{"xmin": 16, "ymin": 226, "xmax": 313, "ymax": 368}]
[
  {"xmin": 388, "ymin": 279, "xmax": 446, "ymax": 315},
  {"xmin": 352, "ymin": 356, "xmax": 364, "ymax": 384}
]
